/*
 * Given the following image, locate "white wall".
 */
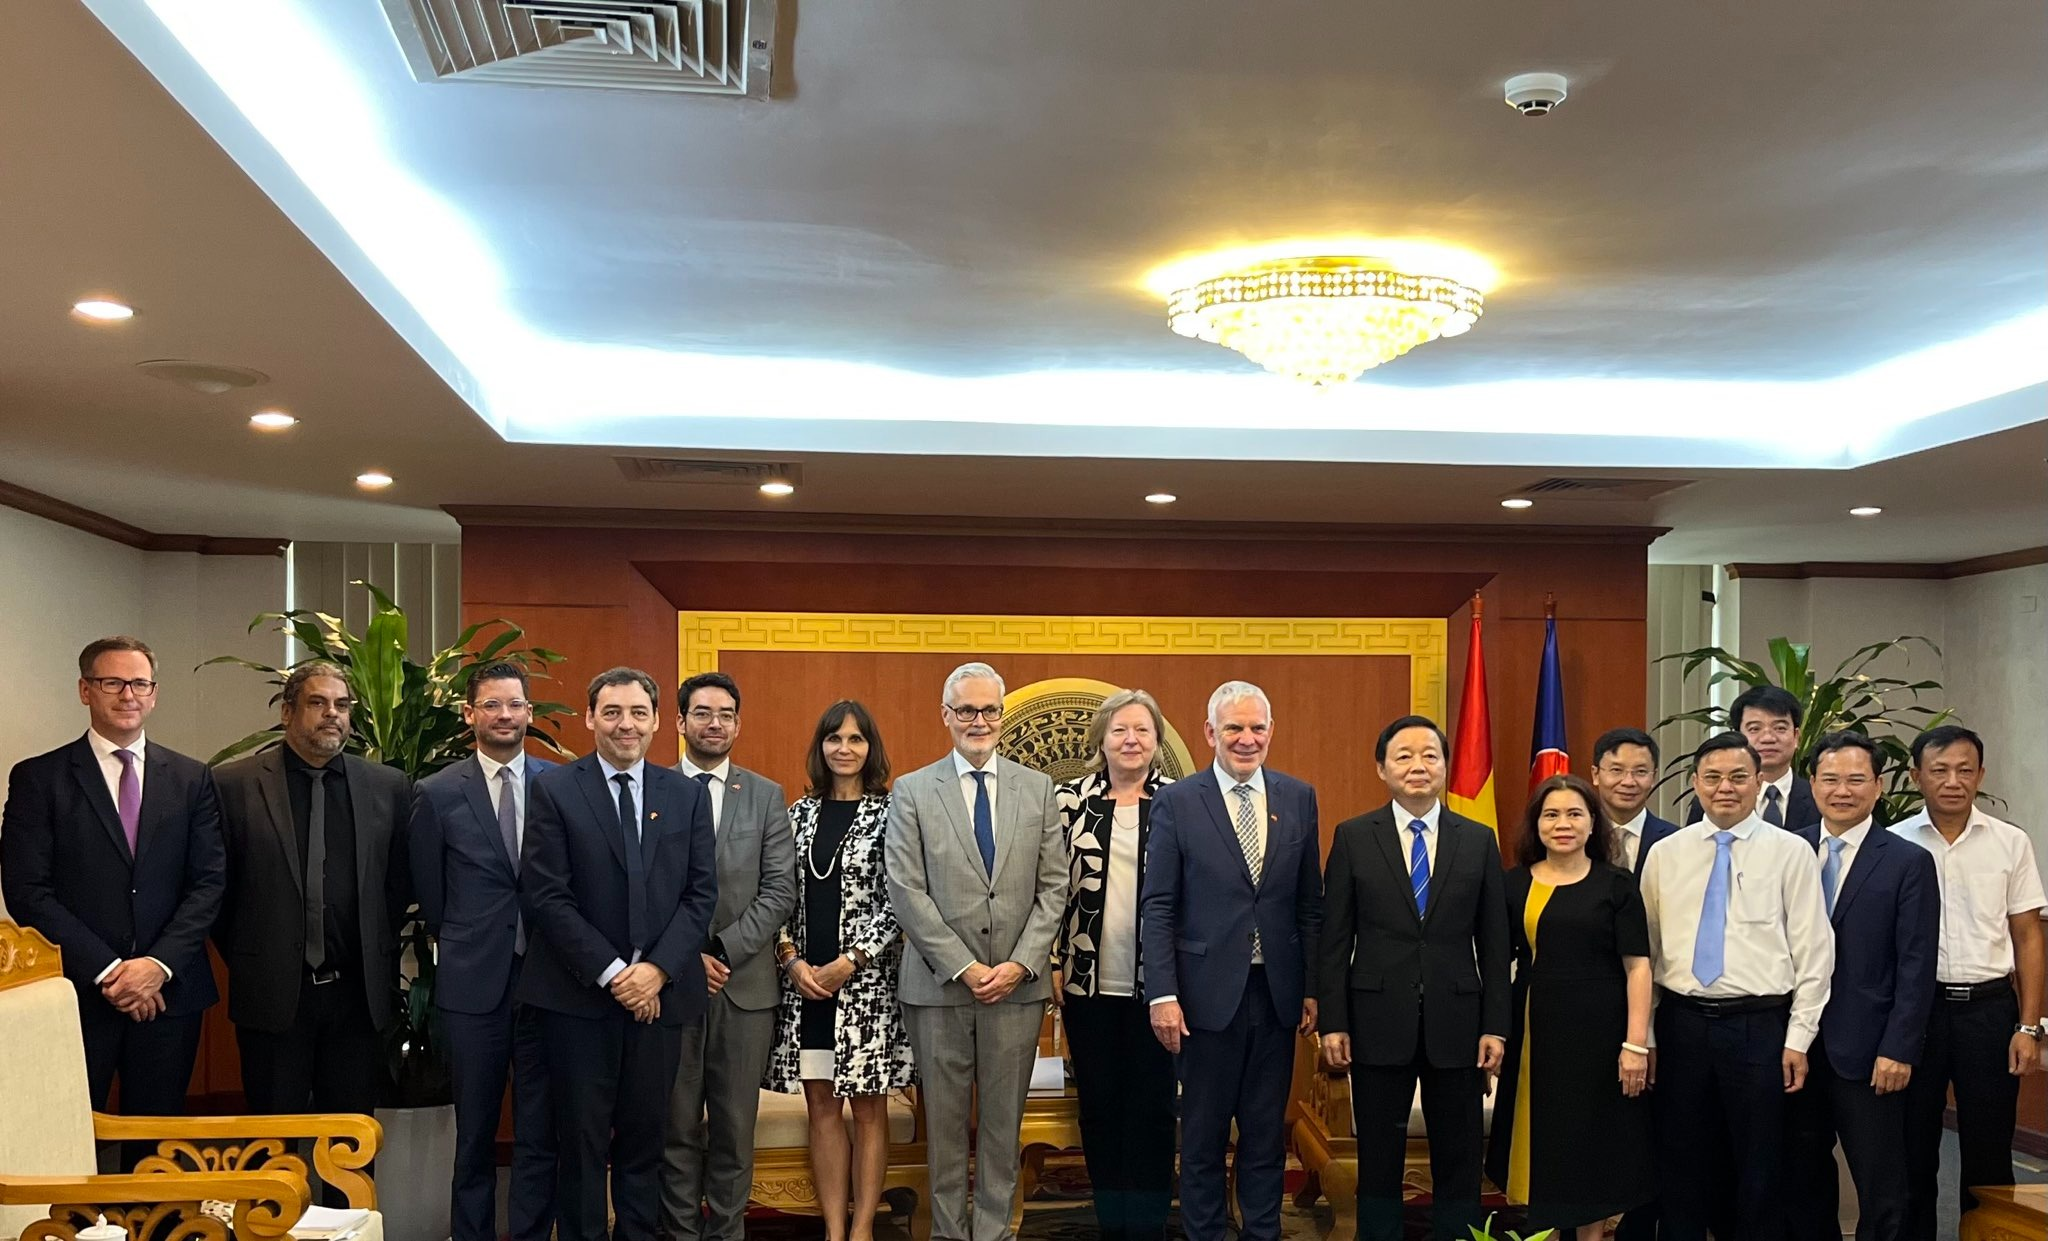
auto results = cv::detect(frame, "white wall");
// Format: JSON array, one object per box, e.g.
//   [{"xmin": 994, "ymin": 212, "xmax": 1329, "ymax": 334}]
[{"xmin": 0, "ymin": 507, "xmax": 284, "ymax": 919}]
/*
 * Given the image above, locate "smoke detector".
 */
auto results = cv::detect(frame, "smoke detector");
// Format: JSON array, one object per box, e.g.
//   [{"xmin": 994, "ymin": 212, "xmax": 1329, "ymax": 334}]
[
  {"xmin": 1504, "ymin": 72, "xmax": 1568, "ymax": 116},
  {"xmin": 134, "ymin": 360, "xmax": 270, "ymax": 394}
]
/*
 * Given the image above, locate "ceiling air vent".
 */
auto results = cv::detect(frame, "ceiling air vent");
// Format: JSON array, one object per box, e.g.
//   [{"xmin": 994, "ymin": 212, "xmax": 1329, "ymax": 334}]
[
  {"xmin": 1507, "ymin": 477, "xmax": 1695, "ymax": 502},
  {"xmin": 380, "ymin": 0, "xmax": 778, "ymax": 97},
  {"xmin": 614, "ymin": 457, "xmax": 800, "ymax": 485}
]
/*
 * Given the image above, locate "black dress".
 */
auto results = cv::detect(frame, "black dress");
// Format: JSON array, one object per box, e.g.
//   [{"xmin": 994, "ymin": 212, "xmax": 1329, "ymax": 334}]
[
  {"xmin": 1485, "ymin": 863, "xmax": 1656, "ymax": 1231},
  {"xmin": 798, "ymin": 798, "xmax": 858, "ymax": 1062}
]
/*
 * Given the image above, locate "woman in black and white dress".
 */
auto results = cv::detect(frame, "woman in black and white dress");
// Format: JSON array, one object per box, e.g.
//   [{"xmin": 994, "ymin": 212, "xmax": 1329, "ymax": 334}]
[
  {"xmin": 1052, "ymin": 688, "xmax": 1177, "ymax": 1241},
  {"xmin": 765, "ymin": 700, "xmax": 914, "ymax": 1241}
]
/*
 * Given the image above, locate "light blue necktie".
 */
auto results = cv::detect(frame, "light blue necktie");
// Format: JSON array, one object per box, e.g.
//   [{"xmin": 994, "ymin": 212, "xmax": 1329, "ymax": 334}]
[
  {"xmin": 1821, "ymin": 835, "xmax": 1846, "ymax": 916},
  {"xmin": 1694, "ymin": 830, "xmax": 1735, "ymax": 986},
  {"xmin": 1408, "ymin": 820, "xmax": 1431, "ymax": 917},
  {"xmin": 970, "ymin": 770, "xmax": 996, "ymax": 875}
]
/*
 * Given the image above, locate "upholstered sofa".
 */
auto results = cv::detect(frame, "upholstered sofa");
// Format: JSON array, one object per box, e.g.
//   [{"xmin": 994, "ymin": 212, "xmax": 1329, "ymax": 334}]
[{"xmin": 0, "ymin": 921, "xmax": 382, "ymax": 1241}]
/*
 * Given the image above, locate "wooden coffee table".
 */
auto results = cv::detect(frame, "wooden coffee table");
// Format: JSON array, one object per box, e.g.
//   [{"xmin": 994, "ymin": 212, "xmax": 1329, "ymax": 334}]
[{"xmin": 1960, "ymin": 1184, "xmax": 2047, "ymax": 1241}]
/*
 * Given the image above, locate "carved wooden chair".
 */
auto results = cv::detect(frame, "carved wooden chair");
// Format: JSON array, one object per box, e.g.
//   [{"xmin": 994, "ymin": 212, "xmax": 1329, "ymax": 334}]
[
  {"xmin": 0, "ymin": 922, "xmax": 384, "ymax": 1241},
  {"xmin": 748, "ymin": 1086, "xmax": 930, "ymax": 1238}
]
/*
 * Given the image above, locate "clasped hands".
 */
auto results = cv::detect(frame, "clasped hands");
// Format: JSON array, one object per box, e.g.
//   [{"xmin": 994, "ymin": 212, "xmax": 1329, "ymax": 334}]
[
  {"xmin": 788, "ymin": 954, "xmax": 859, "ymax": 1001},
  {"xmin": 609, "ymin": 962, "xmax": 667, "ymax": 1023},
  {"xmin": 101, "ymin": 958, "xmax": 167, "ymax": 1022},
  {"xmin": 960, "ymin": 961, "xmax": 1029, "ymax": 1004}
]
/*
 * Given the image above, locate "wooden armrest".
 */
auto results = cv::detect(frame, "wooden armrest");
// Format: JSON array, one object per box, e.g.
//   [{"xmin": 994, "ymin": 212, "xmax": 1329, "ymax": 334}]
[
  {"xmin": 0, "ymin": 1168, "xmax": 308, "ymax": 1241},
  {"xmin": 92, "ymin": 1113, "xmax": 380, "ymax": 1209}
]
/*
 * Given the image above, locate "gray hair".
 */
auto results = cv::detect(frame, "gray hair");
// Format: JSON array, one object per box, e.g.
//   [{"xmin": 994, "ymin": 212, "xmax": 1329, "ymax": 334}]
[
  {"xmin": 942, "ymin": 661, "xmax": 1006, "ymax": 703},
  {"xmin": 1206, "ymin": 680, "xmax": 1272, "ymax": 728}
]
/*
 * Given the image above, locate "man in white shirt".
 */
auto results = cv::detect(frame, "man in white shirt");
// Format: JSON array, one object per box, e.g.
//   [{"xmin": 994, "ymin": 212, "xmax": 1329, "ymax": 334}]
[
  {"xmin": 1640, "ymin": 731, "xmax": 1833, "ymax": 1241},
  {"xmin": 1888, "ymin": 724, "xmax": 2046, "ymax": 1240},
  {"xmin": 1591, "ymin": 726, "xmax": 1680, "ymax": 878}
]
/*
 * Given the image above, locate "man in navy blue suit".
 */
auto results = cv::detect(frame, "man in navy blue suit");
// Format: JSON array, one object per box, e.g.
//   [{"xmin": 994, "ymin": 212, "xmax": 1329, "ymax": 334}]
[
  {"xmin": 1140, "ymin": 680, "xmax": 1322, "ymax": 1241},
  {"xmin": 410, "ymin": 661, "xmax": 559, "ymax": 1241},
  {"xmin": 1591, "ymin": 727, "xmax": 1679, "ymax": 878},
  {"xmin": 1788, "ymin": 731, "xmax": 1938, "ymax": 1241},
  {"xmin": 1686, "ymin": 685, "xmax": 1818, "ymax": 832},
  {"xmin": 518, "ymin": 667, "xmax": 717, "ymax": 1241}
]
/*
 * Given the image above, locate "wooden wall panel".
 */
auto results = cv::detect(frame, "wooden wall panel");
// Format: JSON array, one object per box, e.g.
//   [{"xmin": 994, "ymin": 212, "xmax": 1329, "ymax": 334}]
[{"xmin": 714, "ymin": 649, "xmax": 1413, "ymax": 849}]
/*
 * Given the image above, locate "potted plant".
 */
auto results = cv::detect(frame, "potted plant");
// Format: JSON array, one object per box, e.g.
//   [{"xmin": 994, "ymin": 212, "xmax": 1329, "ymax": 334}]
[
  {"xmin": 206, "ymin": 581, "xmax": 571, "ymax": 1241},
  {"xmin": 1653, "ymin": 634, "xmax": 1953, "ymax": 822}
]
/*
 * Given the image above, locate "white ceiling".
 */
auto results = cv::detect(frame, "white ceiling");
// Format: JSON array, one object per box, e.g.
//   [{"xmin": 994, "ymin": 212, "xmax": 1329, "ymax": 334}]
[{"xmin": 0, "ymin": 1, "xmax": 2040, "ymax": 561}]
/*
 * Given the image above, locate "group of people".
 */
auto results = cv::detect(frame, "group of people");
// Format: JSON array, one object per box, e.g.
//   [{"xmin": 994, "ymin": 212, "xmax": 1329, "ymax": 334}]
[{"xmin": 3, "ymin": 640, "xmax": 2044, "ymax": 1241}]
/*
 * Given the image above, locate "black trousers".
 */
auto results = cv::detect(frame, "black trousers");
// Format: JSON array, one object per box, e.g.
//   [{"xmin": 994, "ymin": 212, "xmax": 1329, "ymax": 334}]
[
  {"xmin": 236, "ymin": 972, "xmax": 384, "ymax": 1116},
  {"xmin": 1064, "ymin": 993, "xmax": 1177, "ymax": 1241},
  {"xmin": 1787, "ymin": 1035, "xmax": 1909, "ymax": 1241},
  {"xmin": 1351, "ymin": 1015, "xmax": 1486, "ymax": 1241},
  {"xmin": 1902, "ymin": 986, "xmax": 2020, "ymax": 1240},
  {"xmin": 544, "ymin": 1009, "xmax": 682, "ymax": 1241},
  {"xmin": 81, "ymin": 998, "xmax": 205, "ymax": 1171},
  {"xmin": 444, "ymin": 956, "xmax": 555, "ymax": 1241},
  {"xmin": 1652, "ymin": 1002, "xmax": 1790, "ymax": 1241},
  {"xmin": 1178, "ymin": 967, "xmax": 1293, "ymax": 1241}
]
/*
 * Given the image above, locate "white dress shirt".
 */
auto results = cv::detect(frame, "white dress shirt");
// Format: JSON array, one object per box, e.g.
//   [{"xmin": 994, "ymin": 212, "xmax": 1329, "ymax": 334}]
[
  {"xmin": 1391, "ymin": 799, "xmax": 1443, "ymax": 876},
  {"xmin": 1639, "ymin": 813, "xmax": 1834, "ymax": 1051},
  {"xmin": 1152, "ymin": 763, "xmax": 1271, "ymax": 1006},
  {"xmin": 1890, "ymin": 807, "xmax": 2048, "ymax": 983},
  {"xmin": 680, "ymin": 755, "xmax": 730, "ymax": 830},
  {"xmin": 1611, "ymin": 808, "xmax": 1647, "ymax": 872},
  {"xmin": 953, "ymin": 748, "xmax": 998, "ymax": 817},
  {"xmin": 1759, "ymin": 769, "xmax": 1795, "ymax": 823},
  {"xmin": 596, "ymin": 756, "xmax": 648, "ymax": 987},
  {"xmin": 476, "ymin": 750, "xmax": 528, "ymax": 855},
  {"xmin": 84, "ymin": 729, "xmax": 171, "ymax": 984},
  {"xmin": 1816, "ymin": 818, "xmax": 1871, "ymax": 900},
  {"xmin": 1096, "ymin": 803, "xmax": 1142, "ymax": 996}
]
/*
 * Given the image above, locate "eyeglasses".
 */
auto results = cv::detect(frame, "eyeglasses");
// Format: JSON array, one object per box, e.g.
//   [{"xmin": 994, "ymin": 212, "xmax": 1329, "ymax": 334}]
[
  {"xmin": 946, "ymin": 704, "xmax": 1004, "ymax": 723},
  {"xmin": 87, "ymin": 677, "xmax": 158, "ymax": 697},
  {"xmin": 1596, "ymin": 764, "xmax": 1655, "ymax": 781},
  {"xmin": 1814, "ymin": 774, "xmax": 1874, "ymax": 790},
  {"xmin": 1696, "ymin": 772, "xmax": 1755, "ymax": 789},
  {"xmin": 686, "ymin": 708, "xmax": 738, "ymax": 725},
  {"xmin": 475, "ymin": 699, "xmax": 532, "ymax": 714}
]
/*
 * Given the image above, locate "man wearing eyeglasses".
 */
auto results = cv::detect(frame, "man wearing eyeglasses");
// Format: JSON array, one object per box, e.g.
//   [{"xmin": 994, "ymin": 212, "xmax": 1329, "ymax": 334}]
[
  {"xmin": 214, "ymin": 661, "xmax": 413, "ymax": 1135},
  {"xmin": 1640, "ymin": 731, "xmax": 1833, "ymax": 1241},
  {"xmin": 886, "ymin": 661, "xmax": 1066, "ymax": 1241},
  {"xmin": 659, "ymin": 671, "xmax": 796, "ymax": 1241},
  {"xmin": 3, "ymin": 636, "xmax": 225, "ymax": 1154},
  {"xmin": 1685, "ymin": 685, "xmax": 1818, "ymax": 832},
  {"xmin": 409, "ymin": 662, "xmax": 559, "ymax": 1241}
]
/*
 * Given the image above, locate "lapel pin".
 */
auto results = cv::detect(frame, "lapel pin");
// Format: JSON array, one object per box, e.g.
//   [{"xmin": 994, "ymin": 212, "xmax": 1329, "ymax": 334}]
[{"xmin": 649, "ymin": 811, "xmax": 660, "ymax": 821}]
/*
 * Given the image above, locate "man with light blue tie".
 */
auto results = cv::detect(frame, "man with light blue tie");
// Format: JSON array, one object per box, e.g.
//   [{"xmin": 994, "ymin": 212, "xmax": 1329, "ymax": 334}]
[{"xmin": 1640, "ymin": 731, "xmax": 1834, "ymax": 1241}]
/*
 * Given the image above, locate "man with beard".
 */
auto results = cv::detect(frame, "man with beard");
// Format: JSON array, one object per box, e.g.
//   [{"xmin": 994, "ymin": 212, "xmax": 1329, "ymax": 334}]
[
  {"xmin": 410, "ymin": 661, "xmax": 559, "ymax": 1241},
  {"xmin": 520, "ymin": 667, "xmax": 717, "ymax": 1241},
  {"xmin": 214, "ymin": 661, "xmax": 413, "ymax": 1121},
  {"xmin": 660, "ymin": 671, "xmax": 797, "ymax": 1241}
]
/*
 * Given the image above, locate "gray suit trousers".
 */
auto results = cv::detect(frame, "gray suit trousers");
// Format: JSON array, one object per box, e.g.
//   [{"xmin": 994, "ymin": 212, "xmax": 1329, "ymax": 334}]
[
  {"xmin": 903, "ymin": 999, "xmax": 1044, "ymax": 1241},
  {"xmin": 658, "ymin": 994, "xmax": 777, "ymax": 1241}
]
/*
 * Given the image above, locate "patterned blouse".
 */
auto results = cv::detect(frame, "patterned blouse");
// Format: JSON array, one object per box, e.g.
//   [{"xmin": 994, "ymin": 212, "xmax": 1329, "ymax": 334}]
[{"xmin": 1054, "ymin": 768, "xmax": 1172, "ymax": 998}]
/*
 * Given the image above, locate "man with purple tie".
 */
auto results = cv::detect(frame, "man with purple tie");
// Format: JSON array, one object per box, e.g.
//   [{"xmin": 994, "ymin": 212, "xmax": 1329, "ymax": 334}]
[{"xmin": 2, "ymin": 636, "xmax": 226, "ymax": 1137}]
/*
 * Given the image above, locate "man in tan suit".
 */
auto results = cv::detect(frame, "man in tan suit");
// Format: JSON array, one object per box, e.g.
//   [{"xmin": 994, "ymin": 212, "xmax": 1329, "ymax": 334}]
[{"xmin": 885, "ymin": 662, "xmax": 1067, "ymax": 1241}]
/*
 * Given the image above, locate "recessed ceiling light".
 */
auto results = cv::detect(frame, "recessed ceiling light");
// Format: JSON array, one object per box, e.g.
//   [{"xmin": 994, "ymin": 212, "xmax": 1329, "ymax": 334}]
[
  {"xmin": 1144, "ymin": 492, "xmax": 1178, "ymax": 505},
  {"xmin": 72, "ymin": 299, "xmax": 135, "ymax": 321},
  {"xmin": 356, "ymin": 471, "xmax": 394, "ymax": 490},
  {"xmin": 1849, "ymin": 505, "xmax": 1883, "ymax": 517},
  {"xmin": 759, "ymin": 481, "xmax": 795, "ymax": 497},
  {"xmin": 249, "ymin": 410, "xmax": 298, "ymax": 430},
  {"xmin": 1501, "ymin": 497, "xmax": 1535, "ymax": 509}
]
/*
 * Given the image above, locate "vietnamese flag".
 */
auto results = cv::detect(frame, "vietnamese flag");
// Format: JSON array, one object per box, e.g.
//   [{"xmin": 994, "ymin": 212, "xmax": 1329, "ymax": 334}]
[
  {"xmin": 1446, "ymin": 603, "xmax": 1497, "ymax": 833},
  {"xmin": 1529, "ymin": 611, "xmax": 1570, "ymax": 793}
]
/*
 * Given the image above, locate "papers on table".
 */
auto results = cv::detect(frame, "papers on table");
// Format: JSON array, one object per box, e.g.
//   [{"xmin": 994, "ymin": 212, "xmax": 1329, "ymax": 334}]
[
  {"xmin": 292, "ymin": 1206, "xmax": 369, "ymax": 1238},
  {"xmin": 1028, "ymin": 1054, "xmax": 1067, "ymax": 1095}
]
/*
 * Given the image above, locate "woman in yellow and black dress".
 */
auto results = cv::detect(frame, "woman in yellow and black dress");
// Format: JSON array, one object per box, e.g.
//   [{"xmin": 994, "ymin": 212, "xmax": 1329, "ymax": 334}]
[{"xmin": 1486, "ymin": 773, "xmax": 1655, "ymax": 1240}]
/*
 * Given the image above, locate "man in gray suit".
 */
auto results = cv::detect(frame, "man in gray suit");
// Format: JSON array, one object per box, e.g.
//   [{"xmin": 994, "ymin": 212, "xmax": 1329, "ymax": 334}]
[
  {"xmin": 659, "ymin": 672, "xmax": 798, "ymax": 1241},
  {"xmin": 886, "ymin": 662, "xmax": 1068, "ymax": 1241}
]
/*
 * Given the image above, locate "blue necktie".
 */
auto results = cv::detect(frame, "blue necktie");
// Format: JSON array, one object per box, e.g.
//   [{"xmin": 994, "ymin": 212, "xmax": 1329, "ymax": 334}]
[
  {"xmin": 1694, "ymin": 830, "xmax": 1735, "ymax": 987},
  {"xmin": 970, "ymin": 770, "xmax": 995, "ymax": 876},
  {"xmin": 1408, "ymin": 820, "xmax": 1431, "ymax": 917},
  {"xmin": 1821, "ymin": 835, "xmax": 1846, "ymax": 916},
  {"xmin": 616, "ymin": 773, "xmax": 649, "ymax": 950},
  {"xmin": 1763, "ymin": 785, "xmax": 1784, "ymax": 828}
]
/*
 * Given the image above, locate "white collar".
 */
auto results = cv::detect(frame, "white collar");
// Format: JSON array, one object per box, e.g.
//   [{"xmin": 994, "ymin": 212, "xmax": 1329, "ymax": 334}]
[
  {"xmin": 87, "ymin": 728, "xmax": 146, "ymax": 763},
  {"xmin": 1610, "ymin": 807, "xmax": 1648, "ymax": 836},
  {"xmin": 1822, "ymin": 818, "xmax": 1873, "ymax": 849},
  {"xmin": 952, "ymin": 749, "xmax": 996, "ymax": 778},
  {"xmin": 477, "ymin": 750, "xmax": 526, "ymax": 782},
  {"xmin": 1698, "ymin": 812, "xmax": 1765, "ymax": 841},
  {"xmin": 1762, "ymin": 769, "xmax": 1795, "ymax": 800},
  {"xmin": 598, "ymin": 755, "xmax": 646, "ymax": 784},
  {"xmin": 681, "ymin": 755, "xmax": 731, "ymax": 784},
  {"xmin": 1894, "ymin": 805, "xmax": 1995, "ymax": 843},
  {"xmin": 1212, "ymin": 761, "xmax": 1267, "ymax": 798},
  {"xmin": 1393, "ymin": 800, "xmax": 1443, "ymax": 833}
]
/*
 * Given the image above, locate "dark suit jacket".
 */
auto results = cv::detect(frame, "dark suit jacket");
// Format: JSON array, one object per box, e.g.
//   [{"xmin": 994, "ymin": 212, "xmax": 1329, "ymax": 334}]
[
  {"xmin": 2, "ymin": 734, "xmax": 226, "ymax": 1017},
  {"xmin": 1687, "ymin": 775, "xmax": 1817, "ymax": 833},
  {"xmin": 1633, "ymin": 811, "xmax": 1681, "ymax": 879},
  {"xmin": 1318, "ymin": 803, "xmax": 1511, "ymax": 1068},
  {"xmin": 1138, "ymin": 768, "xmax": 1322, "ymax": 1032},
  {"xmin": 409, "ymin": 754, "xmax": 558, "ymax": 1014},
  {"xmin": 1795, "ymin": 823, "xmax": 1939, "ymax": 1079},
  {"xmin": 213, "ymin": 749, "xmax": 413, "ymax": 1033},
  {"xmin": 516, "ymin": 755, "xmax": 717, "ymax": 1026}
]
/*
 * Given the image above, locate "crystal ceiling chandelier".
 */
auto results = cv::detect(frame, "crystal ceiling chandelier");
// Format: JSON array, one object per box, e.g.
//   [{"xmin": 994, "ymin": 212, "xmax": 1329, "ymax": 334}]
[{"xmin": 1164, "ymin": 255, "xmax": 1485, "ymax": 387}]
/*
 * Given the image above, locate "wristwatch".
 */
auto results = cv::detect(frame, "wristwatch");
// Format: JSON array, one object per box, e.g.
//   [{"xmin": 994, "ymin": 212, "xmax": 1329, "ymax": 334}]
[{"xmin": 2018, "ymin": 1023, "xmax": 2044, "ymax": 1041}]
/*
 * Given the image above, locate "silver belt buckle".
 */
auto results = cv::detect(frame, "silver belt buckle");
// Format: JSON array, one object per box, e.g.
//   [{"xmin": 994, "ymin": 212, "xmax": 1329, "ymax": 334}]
[
  {"xmin": 1942, "ymin": 983, "xmax": 1974, "ymax": 1001},
  {"xmin": 310, "ymin": 967, "xmax": 340, "ymax": 986}
]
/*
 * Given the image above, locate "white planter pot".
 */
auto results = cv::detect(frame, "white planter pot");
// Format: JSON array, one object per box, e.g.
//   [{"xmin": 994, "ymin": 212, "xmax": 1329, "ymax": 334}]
[{"xmin": 373, "ymin": 1104, "xmax": 456, "ymax": 1241}]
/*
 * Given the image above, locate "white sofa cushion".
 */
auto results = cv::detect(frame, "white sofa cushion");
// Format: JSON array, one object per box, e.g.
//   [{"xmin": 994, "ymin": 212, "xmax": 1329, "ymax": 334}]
[{"xmin": 0, "ymin": 976, "xmax": 98, "ymax": 1240}]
